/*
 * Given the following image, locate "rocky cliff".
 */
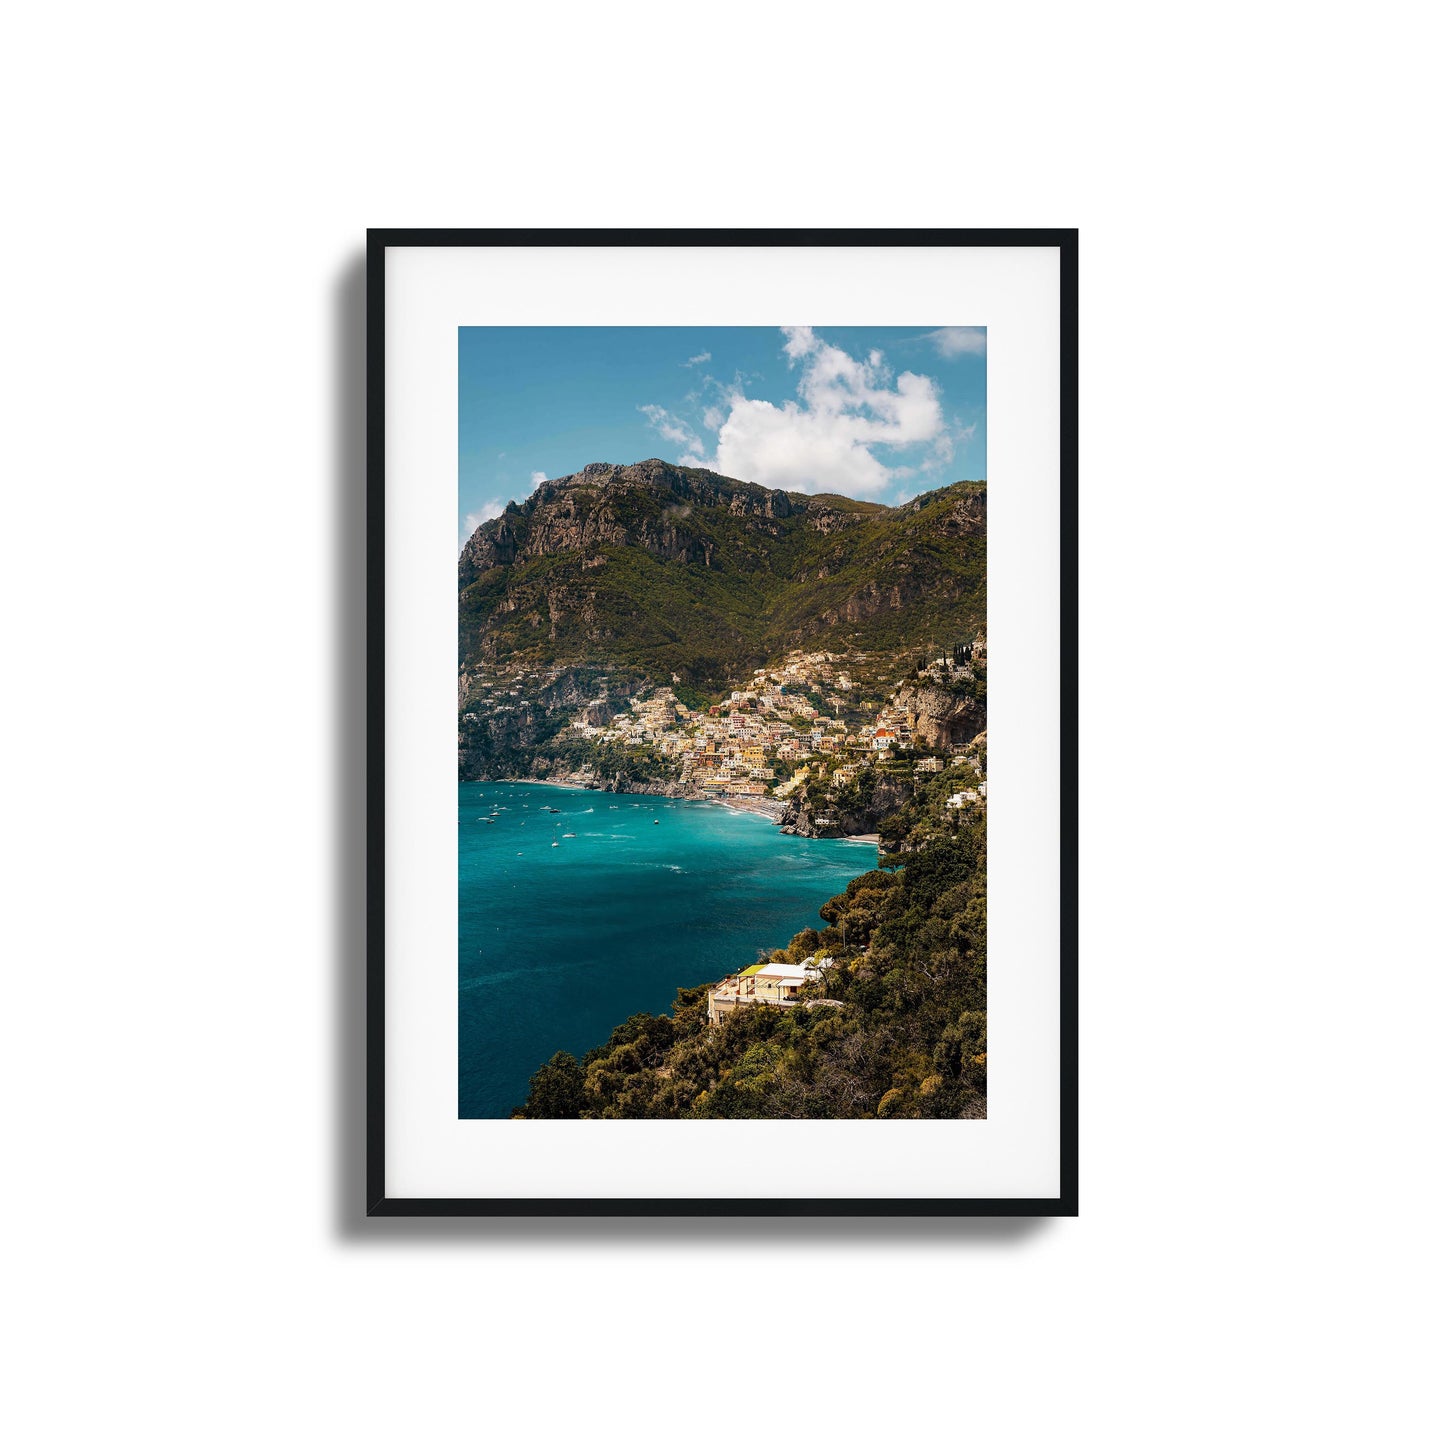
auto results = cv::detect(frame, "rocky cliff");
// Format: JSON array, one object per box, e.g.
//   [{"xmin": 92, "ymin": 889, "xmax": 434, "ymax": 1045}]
[
  {"xmin": 778, "ymin": 773, "xmax": 915, "ymax": 839},
  {"xmin": 459, "ymin": 460, "xmax": 808, "ymax": 589},
  {"xmin": 459, "ymin": 460, "xmax": 986, "ymax": 696},
  {"xmin": 893, "ymin": 684, "xmax": 987, "ymax": 751}
]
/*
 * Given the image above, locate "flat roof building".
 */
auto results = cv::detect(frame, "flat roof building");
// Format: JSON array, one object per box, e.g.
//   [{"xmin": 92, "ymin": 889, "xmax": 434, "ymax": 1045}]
[{"xmin": 706, "ymin": 956, "xmax": 833, "ymax": 1024}]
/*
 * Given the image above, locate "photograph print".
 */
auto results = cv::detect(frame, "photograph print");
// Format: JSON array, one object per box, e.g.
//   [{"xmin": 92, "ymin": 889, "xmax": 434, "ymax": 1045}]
[{"xmin": 457, "ymin": 325, "xmax": 987, "ymax": 1121}]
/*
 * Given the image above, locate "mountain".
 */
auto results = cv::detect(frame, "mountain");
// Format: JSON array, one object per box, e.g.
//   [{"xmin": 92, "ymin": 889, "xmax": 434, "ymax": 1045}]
[{"xmin": 459, "ymin": 459, "xmax": 985, "ymax": 694}]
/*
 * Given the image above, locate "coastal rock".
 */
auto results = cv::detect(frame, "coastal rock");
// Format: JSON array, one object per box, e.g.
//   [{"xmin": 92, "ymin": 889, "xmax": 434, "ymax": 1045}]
[
  {"xmin": 778, "ymin": 792, "xmax": 833, "ymax": 838},
  {"xmin": 603, "ymin": 775, "xmax": 690, "ymax": 798},
  {"xmin": 779, "ymin": 774, "xmax": 912, "ymax": 840}
]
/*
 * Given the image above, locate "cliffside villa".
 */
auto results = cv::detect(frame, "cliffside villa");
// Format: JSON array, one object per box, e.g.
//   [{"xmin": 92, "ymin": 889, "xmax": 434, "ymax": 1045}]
[{"xmin": 707, "ymin": 955, "xmax": 835, "ymax": 1024}]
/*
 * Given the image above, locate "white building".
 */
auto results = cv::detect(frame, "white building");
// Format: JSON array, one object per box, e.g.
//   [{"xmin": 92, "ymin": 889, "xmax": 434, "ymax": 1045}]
[{"xmin": 707, "ymin": 956, "xmax": 833, "ymax": 1024}]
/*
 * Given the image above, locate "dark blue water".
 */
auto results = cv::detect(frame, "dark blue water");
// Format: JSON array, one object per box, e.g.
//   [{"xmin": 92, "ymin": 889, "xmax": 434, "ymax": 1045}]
[{"xmin": 459, "ymin": 781, "xmax": 875, "ymax": 1117}]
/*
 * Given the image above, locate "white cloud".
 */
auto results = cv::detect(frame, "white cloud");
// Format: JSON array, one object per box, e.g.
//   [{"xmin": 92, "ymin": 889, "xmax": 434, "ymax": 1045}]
[
  {"xmin": 639, "ymin": 404, "xmax": 704, "ymax": 462},
  {"xmin": 924, "ymin": 327, "xmax": 986, "ymax": 358},
  {"xmin": 710, "ymin": 327, "xmax": 946, "ymax": 494},
  {"xmin": 459, "ymin": 499, "xmax": 505, "ymax": 553},
  {"xmin": 922, "ymin": 431, "xmax": 955, "ymax": 473},
  {"xmin": 529, "ymin": 470, "xmax": 547, "ymax": 488},
  {"xmin": 641, "ymin": 329, "xmax": 968, "ymax": 496},
  {"xmin": 781, "ymin": 327, "xmax": 814, "ymax": 362},
  {"xmin": 683, "ymin": 351, "xmax": 711, "ymax": 367}
]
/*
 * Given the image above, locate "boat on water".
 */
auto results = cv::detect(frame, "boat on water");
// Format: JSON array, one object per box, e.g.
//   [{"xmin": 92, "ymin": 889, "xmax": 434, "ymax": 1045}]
[
  {"xmin": 562, "ymin": 832, "xmax": 576, "ymax": 838},
  {"xmin": 653, "ymin": 818, "xmax": 660, "ymax": 825}
]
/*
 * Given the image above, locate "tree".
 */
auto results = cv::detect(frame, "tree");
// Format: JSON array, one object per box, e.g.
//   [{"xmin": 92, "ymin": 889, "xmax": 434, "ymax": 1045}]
[{"xmin": 521, "ymin": 1051, "xmax": 586, "ymax": 1118}]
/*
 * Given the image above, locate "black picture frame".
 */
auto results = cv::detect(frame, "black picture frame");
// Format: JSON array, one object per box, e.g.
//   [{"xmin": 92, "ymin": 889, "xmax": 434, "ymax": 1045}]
[{"xmin": 366, "ymin": 228, "xmax": 1078, "ymax": 1217}]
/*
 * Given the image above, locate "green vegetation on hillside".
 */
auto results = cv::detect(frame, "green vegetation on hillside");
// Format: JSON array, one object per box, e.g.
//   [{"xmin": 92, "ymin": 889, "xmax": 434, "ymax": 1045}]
[{"xmin": 459, "ymin": 466, "xmax": 986, "ymax": 693}]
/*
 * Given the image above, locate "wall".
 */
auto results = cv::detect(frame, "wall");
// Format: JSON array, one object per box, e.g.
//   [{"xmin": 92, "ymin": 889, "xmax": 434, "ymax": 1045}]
[{"xmin": 4, "ymin": 4, "xmax": 1438, "ymax": 1443}]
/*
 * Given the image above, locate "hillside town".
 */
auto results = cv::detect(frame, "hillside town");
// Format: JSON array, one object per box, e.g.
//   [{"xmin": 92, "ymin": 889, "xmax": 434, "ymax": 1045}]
[{"xmin": 565, "ymin": 648, "xmax": 985, "ymax": 806}]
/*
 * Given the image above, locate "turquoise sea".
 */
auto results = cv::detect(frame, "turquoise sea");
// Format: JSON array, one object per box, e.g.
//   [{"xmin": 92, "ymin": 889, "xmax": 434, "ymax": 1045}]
[{"xmin": 459, "ymin": 781, "xmax": 875, "ymax": 1118}]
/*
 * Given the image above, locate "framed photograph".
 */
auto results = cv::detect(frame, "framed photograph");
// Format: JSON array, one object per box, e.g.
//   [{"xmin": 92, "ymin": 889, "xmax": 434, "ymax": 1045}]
[{"xmin": 367, "ymin": 229, "xmax": 1076, "ymax": 1216}]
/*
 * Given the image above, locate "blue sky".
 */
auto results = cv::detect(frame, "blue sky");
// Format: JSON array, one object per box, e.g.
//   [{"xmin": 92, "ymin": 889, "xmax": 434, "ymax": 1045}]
[{"xmin": 459, "ymin": 325, "xmax": 985, "ymax": 548}]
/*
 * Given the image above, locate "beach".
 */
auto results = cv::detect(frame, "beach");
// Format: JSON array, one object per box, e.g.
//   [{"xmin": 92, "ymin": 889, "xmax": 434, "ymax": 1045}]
[{"xmin": 709, "ymin": 795, "xmax": 787, "ymax": 822}]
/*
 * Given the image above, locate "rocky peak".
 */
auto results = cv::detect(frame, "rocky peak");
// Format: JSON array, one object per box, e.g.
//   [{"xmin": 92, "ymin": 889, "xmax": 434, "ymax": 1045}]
[
  {"xmin": 459, "ymin": 465, "xmax": 987, "ymax": 683},
  {"xmin": 462, "ymin": 459, "xmax": 812, "ymax": 587}
]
